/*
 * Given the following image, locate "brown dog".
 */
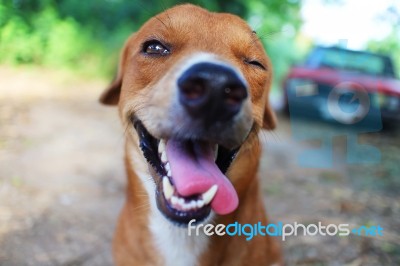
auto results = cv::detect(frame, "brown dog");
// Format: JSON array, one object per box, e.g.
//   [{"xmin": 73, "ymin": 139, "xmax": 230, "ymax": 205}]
[{"xmin": 100, "ymin": 4, "xmax": 282, "ymax": 266}]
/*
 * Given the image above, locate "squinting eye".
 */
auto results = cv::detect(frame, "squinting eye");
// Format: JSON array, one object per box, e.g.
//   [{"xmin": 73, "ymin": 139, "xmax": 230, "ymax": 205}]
[
  {"xmin": 245, "ymin": 59, "xmax": 266, "ymax": 70},
  {"xmin": 143, "ymin": 40, "xmax": 170, "ymax": 55}
]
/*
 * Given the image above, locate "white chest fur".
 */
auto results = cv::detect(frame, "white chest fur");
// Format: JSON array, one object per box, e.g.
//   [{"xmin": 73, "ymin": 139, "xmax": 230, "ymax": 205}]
[
  {"xmin": 128, "ymin": 144, "xmax": 209, "ymax": 266},
  {"xmin": 150, "ymin": 211, "xmax": 208, "ymax": 266}
]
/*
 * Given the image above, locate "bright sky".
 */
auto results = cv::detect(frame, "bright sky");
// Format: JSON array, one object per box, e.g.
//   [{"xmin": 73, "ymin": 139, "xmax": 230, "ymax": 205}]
[{"xmin": 301, "ymin": 0, "xmax": 399, "ymax": 49}]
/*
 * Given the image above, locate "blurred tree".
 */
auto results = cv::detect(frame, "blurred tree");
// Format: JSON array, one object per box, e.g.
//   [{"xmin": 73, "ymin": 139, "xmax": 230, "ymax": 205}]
[
  {"xmin": 0, "ymin": 0, "xmax": 302, "ymax": 80},
  {"xmin": 367, "ymin": 5, "xmax": 400, "ymax": 78}
]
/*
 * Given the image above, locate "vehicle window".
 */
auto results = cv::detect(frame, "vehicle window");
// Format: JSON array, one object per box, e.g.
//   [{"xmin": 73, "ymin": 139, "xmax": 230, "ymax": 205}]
[{"xmin": 306, "ymin": 48, "xmax": 395, "ymax": 77}]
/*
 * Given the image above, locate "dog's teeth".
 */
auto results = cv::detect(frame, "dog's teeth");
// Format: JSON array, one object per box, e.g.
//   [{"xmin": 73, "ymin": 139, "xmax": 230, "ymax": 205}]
[
  {"xmin": 167, "ymin": 169, "xmax": 172, "ymax": 177},
  {"xmin": 171, "ymin": 196, "xmax": 178, "ymax": 205},
  {"xmin": 181, "ymin": 199, "xmax": 197, "ymax": 210},
  {"xmin": 158, "ymin": 139, "xmax": 166, "ymax": 154},
  {"xmin": 162, "ymin": 176, "xmax": 174, "ymax": 200},
  {"xmin": 196, "ymin": 199, "xmax": 205, "ymax": 208},
  {"xmin": 167, "ymin": 184, "xmax": 217, "ymax": 210},
  {"xmin": 186, "ymin": 201, "xmax": 194, "ymax": 210},
  {"xmin": 161, "ymin": 151, "xmax": 168, "ymax": 163},
  {"xmin": 165, "ymin": 163, "xmax": 170, "ymax": 172},
  {"xmin": 182, "ymin": 203, "xmax": 188, "ymax": 210},
  {"xmin": 178, "ymin": 198, "xmax": 185, "ymax": 206},
  {"xmin": 202, "ymin": 185, "xmax": 218, "ymax": 205}
]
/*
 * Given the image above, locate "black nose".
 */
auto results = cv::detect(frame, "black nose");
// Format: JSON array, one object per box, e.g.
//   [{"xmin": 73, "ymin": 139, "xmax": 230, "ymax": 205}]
[{"xmin": 178, "ymin": 63, "xmax": 248, "ymax": 123}]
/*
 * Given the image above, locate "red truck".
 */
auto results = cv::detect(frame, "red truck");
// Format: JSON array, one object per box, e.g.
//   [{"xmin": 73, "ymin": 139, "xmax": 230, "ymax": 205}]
[{"xmin": 282, "ymin": 46, "xmax": 400, "ymax": 126}]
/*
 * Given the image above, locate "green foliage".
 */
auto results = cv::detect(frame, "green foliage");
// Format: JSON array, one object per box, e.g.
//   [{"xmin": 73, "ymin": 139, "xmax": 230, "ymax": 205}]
[
  {"xmin": 244, "ymin": 0, "xmax": 301, "ymax": 92},
  {"xmin": 0, "ymin": 0, "xmax": 301, "ymax": 79},
  {"xmin": 368, "ymin": 29, "xmax": 400, "ymax": 78}
]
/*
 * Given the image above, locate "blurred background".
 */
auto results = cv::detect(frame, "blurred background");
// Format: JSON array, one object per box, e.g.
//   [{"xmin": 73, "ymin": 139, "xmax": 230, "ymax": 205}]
[{"xmin": 0, "ymin": 0, "xmax": 399, "ymax": 265}]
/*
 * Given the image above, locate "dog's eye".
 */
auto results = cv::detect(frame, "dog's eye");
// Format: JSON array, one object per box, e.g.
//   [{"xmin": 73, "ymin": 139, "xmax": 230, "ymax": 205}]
[
  {"xmin": 143, "ymin": 41, "xmax": 170, "ymax": 56},
  {"xmin": 245, "ymin": 60, "xmax": 266, "ymax": 70}
]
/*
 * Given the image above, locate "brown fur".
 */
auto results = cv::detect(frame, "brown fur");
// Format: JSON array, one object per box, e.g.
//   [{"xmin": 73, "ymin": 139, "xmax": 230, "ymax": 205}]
[{"xmin": 100, "ymin": 4, "xmax": 282, "ymax": 266}]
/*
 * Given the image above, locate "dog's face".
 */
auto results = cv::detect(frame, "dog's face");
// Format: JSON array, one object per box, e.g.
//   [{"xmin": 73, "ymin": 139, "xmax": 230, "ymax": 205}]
[{"xmin": 100, "ymin": 4, "xmax": 276, "ymax": 226}]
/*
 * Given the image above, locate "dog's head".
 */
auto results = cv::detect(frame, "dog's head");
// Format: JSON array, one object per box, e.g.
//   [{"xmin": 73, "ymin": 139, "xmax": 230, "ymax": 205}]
[{"xmin": 100, "ymin": 4, "xmax": 276, "ymax": 226}]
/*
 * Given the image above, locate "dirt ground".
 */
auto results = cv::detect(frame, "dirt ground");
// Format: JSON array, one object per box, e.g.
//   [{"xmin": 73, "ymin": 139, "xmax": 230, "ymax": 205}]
[{"xmin": 0, "ymin": 66, "xmax": 399, "ymax": 266}]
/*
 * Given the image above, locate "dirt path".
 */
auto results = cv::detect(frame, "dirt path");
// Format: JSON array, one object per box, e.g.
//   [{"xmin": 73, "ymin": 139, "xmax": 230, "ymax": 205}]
[{"xmin": 0, "ymin": 67, "xmax": 399, "ymax": 265}]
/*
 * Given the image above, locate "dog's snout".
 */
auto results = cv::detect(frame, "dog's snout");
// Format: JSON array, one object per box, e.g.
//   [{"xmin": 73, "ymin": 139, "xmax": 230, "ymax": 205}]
[{"xmin": 178, "ymin": 63, "xmax": 247, "ymax": 122}]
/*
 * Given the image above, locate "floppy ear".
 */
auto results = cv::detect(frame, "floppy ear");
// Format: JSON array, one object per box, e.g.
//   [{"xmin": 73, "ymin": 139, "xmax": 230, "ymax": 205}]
[
  {"xmin": 99, "ymin": 75, "xmax": 122, "ymax": 105},
  {"xmin": 99, "ymin": 37, "xmax": 132, "ymax": 105},
  {"xmin": 262, "ymin": 101, "xmax": 277, "ymax": 130}
]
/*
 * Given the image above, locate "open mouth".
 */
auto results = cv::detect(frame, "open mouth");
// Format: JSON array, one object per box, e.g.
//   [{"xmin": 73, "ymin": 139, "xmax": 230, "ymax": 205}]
[{"xmin": 133, "ymin": 118, "xmax": 240, "ymax": 225}]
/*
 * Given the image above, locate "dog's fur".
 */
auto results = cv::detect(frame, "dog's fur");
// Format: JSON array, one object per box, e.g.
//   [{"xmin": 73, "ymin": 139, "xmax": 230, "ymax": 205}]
[{"xmin": 100, "ymin": 4, "xmax": 283, "ymax": 266}]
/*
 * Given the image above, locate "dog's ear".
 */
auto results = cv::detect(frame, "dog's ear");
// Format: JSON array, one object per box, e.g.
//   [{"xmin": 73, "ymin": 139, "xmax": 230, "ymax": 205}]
[
  {"xmin": 99, "ymin": 75, "xmax": 122, "ymax": 105},
  {"xmin": 99, "ymin": 37, "xmax": 132, "ymax": 105},
  {"xmin": 262, "ymin": 101, "xmax": 277, "ymax": 130}
]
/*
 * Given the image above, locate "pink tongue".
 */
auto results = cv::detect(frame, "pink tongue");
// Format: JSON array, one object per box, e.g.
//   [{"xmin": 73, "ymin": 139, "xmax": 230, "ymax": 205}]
[{"xmin": 166, "ymin": 140, "xmax": 238, "ymax": 215}]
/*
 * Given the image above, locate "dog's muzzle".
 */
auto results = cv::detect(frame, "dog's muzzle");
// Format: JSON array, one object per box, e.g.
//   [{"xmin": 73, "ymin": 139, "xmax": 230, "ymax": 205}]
[
  {"xmin": 132, "ymin": 62, "xmax": 252, "ymax": 226},
  {"xmin": 178, "ymin": 62, "xmax": 248, "ymax": 126}
]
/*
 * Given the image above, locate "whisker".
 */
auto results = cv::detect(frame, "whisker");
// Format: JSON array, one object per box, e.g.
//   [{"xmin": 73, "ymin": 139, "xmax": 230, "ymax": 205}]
[
  {"xmin": 248, "ymin": 30, "xmax": 285, "ymax": 48},
  {"xmin": 134, "ymin": 195, "xmax": 152, "ymax": 199},
  {"xmin": 129, "ymin": 1, "xmax": 170, "ymax": 30},
  {"xmin": 131, "ymin": 202, "xmax": 151, "ymax": 213},
  {"xmin": 159, "ymin": 0, "xmax": 173, "ymax": 28}
]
